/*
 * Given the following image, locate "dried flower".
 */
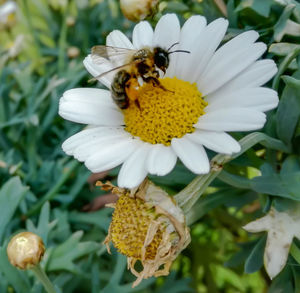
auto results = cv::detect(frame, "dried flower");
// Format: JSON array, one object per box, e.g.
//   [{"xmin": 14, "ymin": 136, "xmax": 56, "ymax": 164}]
[
  {"xmin": 101, "ymin": 179, "xmax": 190, "ymax": 287},
  {"xmin": 120, "ymin": 0, "xmax": 158, "ymax": 21},
  {"xmin": 7, "ymin": 232, "xmax": 45, "ymax": 270}
]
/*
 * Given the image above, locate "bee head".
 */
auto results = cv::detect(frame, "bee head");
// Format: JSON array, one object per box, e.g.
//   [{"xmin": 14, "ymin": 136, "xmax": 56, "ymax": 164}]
[{"xmin": 153, "ymin": 47, "xmax": 169, "ymax": 74}]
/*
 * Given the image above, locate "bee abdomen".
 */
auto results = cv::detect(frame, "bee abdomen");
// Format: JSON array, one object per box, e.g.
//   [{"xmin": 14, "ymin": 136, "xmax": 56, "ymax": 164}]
[{"xmin": 111, "ymin": 70, "xmax": 131, "ymax": 109}]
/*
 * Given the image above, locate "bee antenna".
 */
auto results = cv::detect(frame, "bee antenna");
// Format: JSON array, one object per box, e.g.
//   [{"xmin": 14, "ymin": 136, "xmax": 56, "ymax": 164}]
[
  {"xmin": 168, "ymin": 50, "xmax": 190, "ymax": 54},
  {"xmin": 167, "ymin": 42, "xmax": 179, "ymax": 52}
]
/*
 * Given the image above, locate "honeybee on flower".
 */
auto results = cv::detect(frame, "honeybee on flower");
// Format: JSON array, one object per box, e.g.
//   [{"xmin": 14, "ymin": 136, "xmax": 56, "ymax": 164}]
[{"xmin": 59, "ymin": 14, "xmax": 279, "ymax": 188}]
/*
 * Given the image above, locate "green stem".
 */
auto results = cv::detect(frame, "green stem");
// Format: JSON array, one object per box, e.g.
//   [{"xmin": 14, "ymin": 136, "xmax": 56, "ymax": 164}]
[
  {"xmin": 175, "ymin": 132, "xmax": 289, "ymax": 213},
  {"xmin": 31, "ymin": 264, "xmax": 57, "ymax": 293}
]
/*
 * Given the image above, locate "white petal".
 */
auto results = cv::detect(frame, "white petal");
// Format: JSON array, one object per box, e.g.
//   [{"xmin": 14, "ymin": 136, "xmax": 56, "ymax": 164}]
[
  {"xmin": 72, "ymin": 129, "xmax": 130, "ymax": 162},
  {"xmin": 171, "ymin": 137, "xmax": 209, "ymax": 174},
  {"xmin": 153, "ymin": 14, "xmax": 180, "ymax": 50},
  {"xmin": 243, "ymin": 216, "xmax": 273, "ymax": 233},
  {"xmin": 196, "ymin": 108, "xmax": 266, "ymax": 131},
  {"xmin": 265, "ymin": 232, "xmax": 292, "ymax": 279},
  {"xmin": 198, "ymin": 42, "xmax": 267, "ymax": 96},
  {"xmin": 172, "ymin": 15, "xmax": 207, "ymax": 78},
  {"xmin": 187, "ymin": 130, "xmax": 241, "ymax": 154},
  {"xmin": 186, "ymin": 18, "xmax": 229, "ymax": 82},
  {"xmin": 146, "ymin": 144, "xmax": 177, "ymax": 176},
  {"xmin": 83, "ymin": 55, "xmax": 114, "ymax": 88},
  {"xmin": 84, "ymin": 137, "xmax": 138, "ymax": 173},
  {"xmin": 59, "ymin": 88, "xmax": 123, "ymax": 125},
  {"xmin": 62, "ymin": 127, "xmax": 109, "ymax": 155},
  {"xmin": 132, "ymin": 21, "xmax": 154, "ymax": 49},
  {"xmin": 206, "ymin": 87, "xmax": 279, "ymax": 112},
  {"xmin": 106, "ymin": 30, "xmax": 134, "ymax": 49},
  {"xmin": 210, "ymin": 60, "xmax": 278, "ymax": 96},
  {"xmin": 118, "ymin": 143, "xmax": 150, "ymax": 188},
  {"xmin": 106, "ymin": 30, "xmax": 134, "ymax": 66}
]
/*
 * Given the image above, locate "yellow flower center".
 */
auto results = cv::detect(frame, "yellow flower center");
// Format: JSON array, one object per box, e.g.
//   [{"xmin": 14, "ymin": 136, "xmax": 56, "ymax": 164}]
[
  {"xmin": 110, "ymin": 193, "xmax": 164, "ymax": 260},
  {"xmin": 123, "ymin": 77, "xmax": 207, "ymax": 146}
]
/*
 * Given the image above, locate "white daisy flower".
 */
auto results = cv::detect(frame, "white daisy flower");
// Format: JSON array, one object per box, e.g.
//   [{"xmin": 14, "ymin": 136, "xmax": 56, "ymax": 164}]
[{"xmin": 59, "ymin": 14, "xmax": 279, "ymax": 189}]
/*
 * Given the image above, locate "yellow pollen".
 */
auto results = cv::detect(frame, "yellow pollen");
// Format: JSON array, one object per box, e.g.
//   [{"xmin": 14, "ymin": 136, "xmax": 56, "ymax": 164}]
[
  {"xmin": 110, "ymin": 193, "xmax": 164, "ymax": 260},
  {"xmin": 123, "ymin": 77, "xmax": 207, "ymax": 146}
]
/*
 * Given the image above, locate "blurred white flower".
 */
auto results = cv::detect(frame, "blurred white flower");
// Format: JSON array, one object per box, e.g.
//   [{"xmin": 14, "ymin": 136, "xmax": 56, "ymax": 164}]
[
  {"xmin": 0, "ymin": 1, "xmax": 17, "ymax": 24},
  {"xmin": 243, "ymin": 205, "xmax": 300, "ymax": 279}
]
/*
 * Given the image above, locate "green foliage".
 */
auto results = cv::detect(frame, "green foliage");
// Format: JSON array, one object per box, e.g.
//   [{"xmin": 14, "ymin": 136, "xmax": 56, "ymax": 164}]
[{"xmin": 0, "ymin": 0, "xmax": 300, "ymax": 292}]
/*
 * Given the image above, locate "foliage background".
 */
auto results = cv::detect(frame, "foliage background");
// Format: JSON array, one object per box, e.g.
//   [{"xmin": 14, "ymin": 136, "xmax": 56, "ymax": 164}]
[{"xmin": 0, "ymin": 0, "xmax": 300, "ymax": 292}]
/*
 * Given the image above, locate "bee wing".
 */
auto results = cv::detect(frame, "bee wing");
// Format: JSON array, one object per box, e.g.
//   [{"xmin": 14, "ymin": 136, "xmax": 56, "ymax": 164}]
[
  {"xmin": 88, "ymin": 61, "xmax": 137, "ymax": 83},
  {"xmin": 91, "ymin": 45, "xmax": 137, "ymax": 65}
]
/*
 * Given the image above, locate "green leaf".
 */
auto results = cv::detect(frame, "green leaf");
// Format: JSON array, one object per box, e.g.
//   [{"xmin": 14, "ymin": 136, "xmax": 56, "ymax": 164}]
[
  {"xmin": 268, "ymin": 266, "xmax": 294, "ymax": 293},
  {"xmin": 0, "ymin": 245, "xmax": 31, "ymax": 293},
  {"xmin": 276, "ymin": 76, "xmax": 300, "ymax": 145},
  {"xmin": 290, "ymin": 242, "xmax": 300, "ymax": 264},
  {"xmin": 165, "ymin": 1, "xmax": 189, "ymax": 12},
  {"xmin": 244, "ymin": 235, "xmax": 266, "ymax": 273},
  {"xmin": 251, "ymin": 172, "xmax": 300, "ymax": 199},
  {"xmin": 225, "ymin": 241, "xmax": 259, "ymax": 268},
  {"xmin": 47, "ymin": 231, "xmax": 103, "ymax": 273},
  {"xmin": 0, "ymin": 177, "xmax": 28, "ymax": 244},
  {"xmin": 26, "ymin": 202, "xmax": 57, "ymax": 245},
  {"xmin": 251, "ymin": 157, "xmax": 300, "ymax": 199},
  {"xmin": 68, "ymin": 209, "xmax": 111, "ymax": 231},
  {"xmin": 227, "ymin": 0, "xmax": 238, "ymax": 27},
  {"xmin": 274, "ymin": 4, "xmax": 296, "ymax": 41},
  {"xmin": 269, "ymin": 42, "xmax": 300, "ymax": 56},
  {"xmin": 235, "ymin": 0, "xmax": 274, "ymax": 17}
]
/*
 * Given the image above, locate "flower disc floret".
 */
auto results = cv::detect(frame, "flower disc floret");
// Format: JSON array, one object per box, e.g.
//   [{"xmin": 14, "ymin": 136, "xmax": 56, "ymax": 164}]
[
  {"xmin": 124, "ymin": 77, "xmax": 207, "ymax": 146},
  {"xmin": 110, "ymin": 192, "xmax": 164, "ymax": 260}
]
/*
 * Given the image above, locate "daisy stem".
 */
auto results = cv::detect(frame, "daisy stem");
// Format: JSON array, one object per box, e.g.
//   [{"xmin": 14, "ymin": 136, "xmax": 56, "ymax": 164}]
[
  {"xmin": 174, "ymin": 132, "xmax": 289, "ymax": 214},
  {"xmin": 31, "ymin": 264, "xmax": 57, "ymax": 293}
]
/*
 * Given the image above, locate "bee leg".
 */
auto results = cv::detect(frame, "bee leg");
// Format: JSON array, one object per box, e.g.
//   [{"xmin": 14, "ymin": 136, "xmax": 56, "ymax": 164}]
[
  {"xmin": 144, "ymin": 76, "xmax": 174, "ymax": 94},
  {"xmin": 135, "ymin": 99, "xmax": 141, "ymax": 109}
]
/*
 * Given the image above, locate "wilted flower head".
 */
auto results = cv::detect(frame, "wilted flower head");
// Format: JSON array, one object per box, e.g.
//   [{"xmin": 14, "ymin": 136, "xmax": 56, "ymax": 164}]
[
  {"xmin": 120, "ymin": 0, "xmax": 158, "ymax": 21},
  {"xmin": 7, "ymin": 232, "xmax": 45, "ymax": 270},
  {"xmin": 101, "ymin": 179, "xmax": 190, "ymax": 287},
  {"xmin": 59, "ymin": 14, "xmax": 279, "ymax": 189}
]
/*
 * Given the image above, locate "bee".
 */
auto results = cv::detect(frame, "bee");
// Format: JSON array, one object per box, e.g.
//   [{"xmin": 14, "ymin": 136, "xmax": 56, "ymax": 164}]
[{"xmin": 90, "ymin": 43, "xmax": 189, "ymax": 109}]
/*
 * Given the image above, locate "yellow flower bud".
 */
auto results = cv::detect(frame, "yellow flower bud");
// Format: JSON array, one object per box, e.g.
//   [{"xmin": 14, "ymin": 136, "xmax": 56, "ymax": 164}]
[
  {"xmin": 100, "ymin": 179, "xmax": 190, "ymax": 287},
  {"xmin": 7, "ymin": 232, "xmax": 45, "ymax": 270},
  {"xmin": 120, "ymin": 0, "xmax": 159, "ymax": 22}
]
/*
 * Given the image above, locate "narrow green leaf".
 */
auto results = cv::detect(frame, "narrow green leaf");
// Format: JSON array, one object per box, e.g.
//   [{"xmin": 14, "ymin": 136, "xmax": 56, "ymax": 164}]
[
  {"xmin": 274, "ymin": 4, "xmax": 296, "ymax": 41},
  {"xmin": 269, "ymin": 42, "xmax": 300, "ymax": 56},
  {"xmin": 244, "ymin": 235, "xmax": 266, "ymax": 273},
  {"xmin": 235, "ymin": 0, "xmax": 274, "ymax": 17},
  {"xmin": 0, "ymin": 177, "xmax": 28, "ymax": 244},
  {"xmin": 276, "ymin": 76, "xmax": 300, "ymax": 145},
  {"xmin": 47, "ymin": 231, "xmax": 102, "ymax": 273},
  {"xmin": 0, "ymin": 245, "xmax": 31, "ymax": 292}
]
